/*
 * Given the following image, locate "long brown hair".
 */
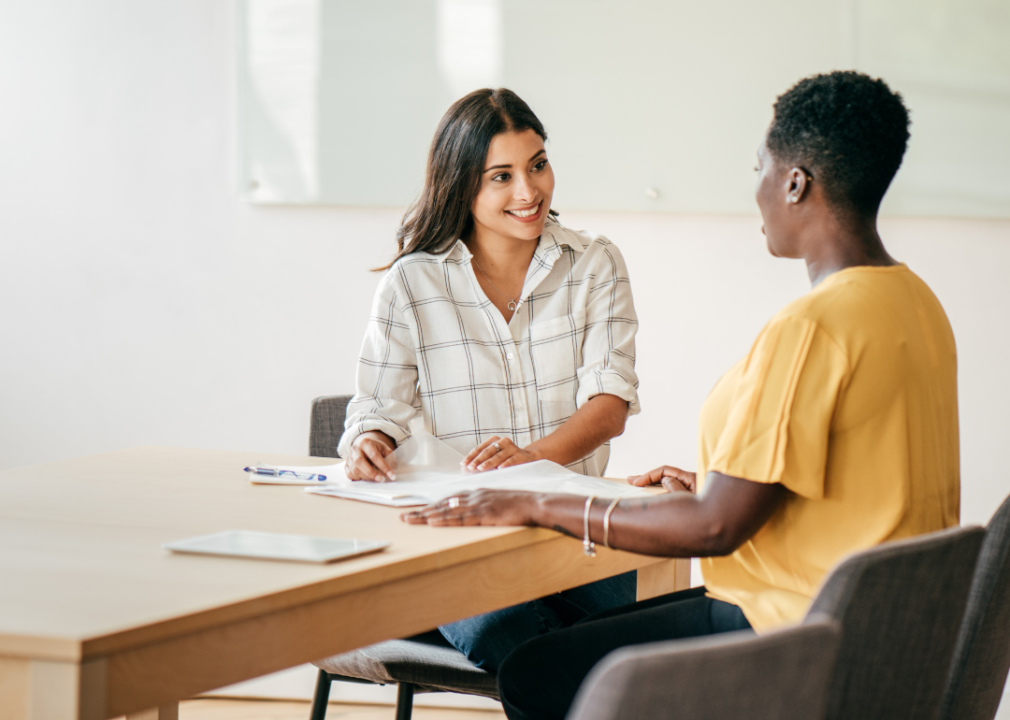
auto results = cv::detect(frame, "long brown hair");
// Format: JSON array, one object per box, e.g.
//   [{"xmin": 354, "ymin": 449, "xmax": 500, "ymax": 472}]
[{"xmin": 379, "ymin": 88, "xmax": 554, "ymax": 270}]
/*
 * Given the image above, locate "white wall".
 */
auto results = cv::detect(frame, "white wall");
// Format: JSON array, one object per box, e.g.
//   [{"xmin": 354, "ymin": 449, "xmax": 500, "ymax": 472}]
[
  {"xmin": 1, "ymin": 1, "xmax": 1008, "ymax": 714},
  {"xmin": 0, "ymin": 3, "xmax": 391, "ymax": 468},
  {"xmin": 239, "ymin": 0, "xmax": 1010, "ymax": 217}
]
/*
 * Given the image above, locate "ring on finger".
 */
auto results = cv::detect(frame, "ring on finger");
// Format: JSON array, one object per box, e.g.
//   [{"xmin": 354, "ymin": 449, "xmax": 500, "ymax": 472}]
[
  {"xmin": 447, "ymin": 496, "xmax": 460, "ymax": 509},
  {"xmin": 492, "ymin": 441, "xmax": 501, "ymax": 453}
]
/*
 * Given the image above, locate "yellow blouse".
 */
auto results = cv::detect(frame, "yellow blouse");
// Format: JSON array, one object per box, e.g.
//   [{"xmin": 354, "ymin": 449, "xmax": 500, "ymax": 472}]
[{"xmin": 700, "ymin": 264, "xmax": 960, "ymax": 631}]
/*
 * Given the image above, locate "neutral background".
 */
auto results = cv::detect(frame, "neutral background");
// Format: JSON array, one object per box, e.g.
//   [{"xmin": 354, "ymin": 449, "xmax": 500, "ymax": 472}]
[
  {"xmin": 1, "ymin": 0, "xmax": 1007, "ymax": 714},
  {"xmin": 239, "ymin": 0, "xmax": 1010, "ymax": 216}
]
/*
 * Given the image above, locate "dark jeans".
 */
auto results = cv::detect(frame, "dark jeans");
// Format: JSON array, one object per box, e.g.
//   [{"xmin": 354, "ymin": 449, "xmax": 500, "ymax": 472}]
[
  {"xmin": 439, "ymin": 572, "xmax": 637, "ymax": 673},
  {"xmin": 497, "ymin": 586, "xmax": 752, "ymax": 720}
]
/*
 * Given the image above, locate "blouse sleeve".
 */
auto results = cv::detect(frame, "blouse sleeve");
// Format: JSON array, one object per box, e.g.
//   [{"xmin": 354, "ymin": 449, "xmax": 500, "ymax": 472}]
[
  {"xmin": 707, "ymin": 314, "xmax": 849, "ymax": 499},
  {"xmin": 575, "ymin": 240, "xmax": 641, "ymax": 416},
  {"xmin": 337, "ymin": 273, "xmax": 419, "ymax": 458}
]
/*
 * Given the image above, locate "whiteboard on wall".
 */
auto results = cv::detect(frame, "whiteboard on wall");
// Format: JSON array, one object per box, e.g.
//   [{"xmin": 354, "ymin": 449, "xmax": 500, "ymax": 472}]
[{"xmin": 238, "ymin": 0, "xmax": 1010, "ymax": 217}]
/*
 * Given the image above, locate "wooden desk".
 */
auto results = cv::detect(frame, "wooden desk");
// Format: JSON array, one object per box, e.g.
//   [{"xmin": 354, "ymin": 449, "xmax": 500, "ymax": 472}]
[{"xmin": 0, "ymin": 447, "xmax": 689, "ymax": 720}]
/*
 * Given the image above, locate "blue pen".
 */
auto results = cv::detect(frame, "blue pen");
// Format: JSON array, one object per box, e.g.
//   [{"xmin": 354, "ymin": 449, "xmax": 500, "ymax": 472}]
[{"xmin": 244, "ymin": 466, "xmax": 328, "ymax": 482}]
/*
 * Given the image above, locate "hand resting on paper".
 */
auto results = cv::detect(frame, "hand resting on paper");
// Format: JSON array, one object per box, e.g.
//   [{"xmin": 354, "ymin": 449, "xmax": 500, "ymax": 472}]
[
  {"xmin": 346, "ymin": 431, "xmax": 398, "ymax": 482},
  {"xmin": 460, "ymin": 394, "xmax": 630, "ymax": 473},
  {"xmin": 628, "ymin": 465, "xmax": 697, "ymax": 494},
  {"xmin": 402, "ymin": 489, "xmax": 538, "ymax": 526},
  {"xmin": 462, "ymin": 436, "xmax": 539, "ymax": 472}
]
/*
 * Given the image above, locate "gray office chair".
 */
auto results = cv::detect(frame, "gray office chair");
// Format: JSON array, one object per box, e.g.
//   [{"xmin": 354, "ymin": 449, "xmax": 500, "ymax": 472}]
[
  {"xmin": 570, "ymin": 525, "xmax": 983, "ymax": 720},
  {"xmin": 308, "ymin": 394, "xmax": 353, "ymax": 459},
  {"xmin": 306, "ymin": 395, "xmax": 497, "ymax": 720},
  {"xmin": 940, "ymin": 492, "xmax": 1010, "ymax": 720},
  {"xmin": 568, "ymin": 619, "xmax": 842, "ymax": 720},
  {"xmin": 806, "ymin": 524, "xmax": 984, "ymax": 720}
]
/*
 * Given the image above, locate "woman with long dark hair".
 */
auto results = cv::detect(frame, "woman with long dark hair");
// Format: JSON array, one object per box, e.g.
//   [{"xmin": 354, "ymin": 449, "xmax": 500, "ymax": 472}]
[{"xmin": 339, "ymin": 89, "xmax": 641, "ymax": 670}]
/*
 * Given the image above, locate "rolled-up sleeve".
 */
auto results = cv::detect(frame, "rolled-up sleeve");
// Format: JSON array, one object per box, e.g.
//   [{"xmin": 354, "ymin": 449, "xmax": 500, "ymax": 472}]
[
  {"xmin": 337, "ymin": 274, "xmax": 420, "ymax": 457},
  {"xmin": 575, "ymin": 241, "xmax": 641, "ymax": 415}
]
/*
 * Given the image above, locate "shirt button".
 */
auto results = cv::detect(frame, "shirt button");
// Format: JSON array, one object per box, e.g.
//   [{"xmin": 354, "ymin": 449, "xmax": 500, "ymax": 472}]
[
  {"xmin": 507, "ymin": 353, "xmax": 514, "ymax": 361},
  {"xmin": 515, "ymin": 405, "xmax": 524, "ymax": 413}
]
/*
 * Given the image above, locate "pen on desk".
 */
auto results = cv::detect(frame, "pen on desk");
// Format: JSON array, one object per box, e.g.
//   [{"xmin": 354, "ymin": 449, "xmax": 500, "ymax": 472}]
[{"xmin": 244, "ymin": 467, "xmax": 328, "ymax": 482}]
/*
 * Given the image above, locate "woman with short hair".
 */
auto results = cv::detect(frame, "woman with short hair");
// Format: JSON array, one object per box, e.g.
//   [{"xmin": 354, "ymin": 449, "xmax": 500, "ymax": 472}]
[{"xmin": 404, "ymin": 71, "xmax": 960, "ymax": 720}]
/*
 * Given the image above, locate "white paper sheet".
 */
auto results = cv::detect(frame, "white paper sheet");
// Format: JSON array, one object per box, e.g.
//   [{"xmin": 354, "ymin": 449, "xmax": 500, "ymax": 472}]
[{"xmin": 305, "ymin": 427, "xmax": 652, "ymax": 507}]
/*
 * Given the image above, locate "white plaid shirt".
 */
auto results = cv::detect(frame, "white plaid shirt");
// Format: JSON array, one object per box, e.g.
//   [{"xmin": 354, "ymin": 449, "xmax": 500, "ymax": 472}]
[{"xmin": 338, "ymin": 218, "xmax": 640, "ymax": 476}]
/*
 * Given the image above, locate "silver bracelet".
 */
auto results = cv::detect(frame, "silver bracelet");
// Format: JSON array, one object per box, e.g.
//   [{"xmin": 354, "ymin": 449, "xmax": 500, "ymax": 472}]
[
  {"xmin": 583, "ymin": 495, "xmax": 597, "ymax": 557},
  {"xmin": 603, "ymin": 497, "xmax": 621, "ymax": 549}
]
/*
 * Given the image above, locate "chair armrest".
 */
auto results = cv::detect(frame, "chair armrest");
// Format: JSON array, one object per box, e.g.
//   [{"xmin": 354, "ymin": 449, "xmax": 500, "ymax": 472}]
[{"xmin": 568, "ymin": 619, "xmax": 840, "ymax": 720}]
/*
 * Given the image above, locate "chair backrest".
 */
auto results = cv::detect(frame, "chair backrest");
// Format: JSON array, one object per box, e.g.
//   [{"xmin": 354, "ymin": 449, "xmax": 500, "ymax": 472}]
[
  {"xmin": 805, "ymin": 525, "xmax": 984, "ymax": 720},
  {"xmin": 566, "ymin": 619, "xmax": 841, "ymax": 720},
  {"xmin": 940, "ymin": 493, "xmax": 1010, "ymax": 720},
  {"xmin": 310, "ymin": 394, "xmax": 353, "ymax": 458}
]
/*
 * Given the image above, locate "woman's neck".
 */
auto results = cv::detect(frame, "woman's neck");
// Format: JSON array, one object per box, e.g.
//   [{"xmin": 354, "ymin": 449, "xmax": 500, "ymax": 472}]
[
  {"xmin": 802, "ymin": 212, "xmax": 897, "ymax": 287},
  {"xmin": 464, "ymin": 226, "xmax": 541, "ymax": 322},
  {"xmin": 464, "ymin": 227, "xmax": 539, "ymax": 279}
]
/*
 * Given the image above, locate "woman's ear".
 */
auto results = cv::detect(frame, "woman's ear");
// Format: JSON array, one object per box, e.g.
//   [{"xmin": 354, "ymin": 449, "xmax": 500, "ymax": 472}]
[{"xmin": 786, "ymin": 167, "xmax": 811, "ymax": 204}]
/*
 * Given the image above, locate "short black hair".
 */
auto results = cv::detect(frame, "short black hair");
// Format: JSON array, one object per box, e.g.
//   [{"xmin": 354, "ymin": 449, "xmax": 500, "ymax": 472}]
[{"xmin": 767, "ymin": 71, "xmax": 910, "ymax": 216}]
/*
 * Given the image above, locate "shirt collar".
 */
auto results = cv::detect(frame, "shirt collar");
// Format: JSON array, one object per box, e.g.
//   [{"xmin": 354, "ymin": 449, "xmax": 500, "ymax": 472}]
[
  {"xmin": 437, "ymin": 239, "xmax": 468, "ymax": 263},
  {"xmin": 538, "ymin": 217, "xmax": 587, "ymax": 254}
]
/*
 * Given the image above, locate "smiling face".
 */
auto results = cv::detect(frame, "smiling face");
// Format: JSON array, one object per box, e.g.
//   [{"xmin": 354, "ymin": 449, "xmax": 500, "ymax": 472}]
[{"xmin": 469, "ymin": 129, "xmax": 555, "ymax": 246}]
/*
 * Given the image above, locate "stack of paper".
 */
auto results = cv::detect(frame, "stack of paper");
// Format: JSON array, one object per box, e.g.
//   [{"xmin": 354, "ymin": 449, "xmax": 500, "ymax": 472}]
[
  {"xmin": 307, "ymin": 459, "xmax": 652, "ymax": 506},
  {"xmin": 247, "ymin": 429, "xmax": 654, "ymax": 507},
  {"xmin": 301, "ymin": 429, "xmax": 653, "ymax": 507}
]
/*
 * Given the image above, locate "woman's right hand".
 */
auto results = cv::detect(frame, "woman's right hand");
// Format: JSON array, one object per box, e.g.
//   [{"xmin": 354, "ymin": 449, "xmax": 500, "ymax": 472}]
[
  {"xmin": 628, "ymin": 465, "xmax": 697, "ymax": 494},
  {"xmin": 401, "ymin": 489, "xmax": 539, "ymax": 527},
  {"xmin": 346, "ymin": 431, "xmax": 397, "ymax": 482}
]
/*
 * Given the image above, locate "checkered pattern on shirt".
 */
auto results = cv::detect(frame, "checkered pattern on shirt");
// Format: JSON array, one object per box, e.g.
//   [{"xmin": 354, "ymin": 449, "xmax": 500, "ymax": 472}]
[{"xmin": 338, "ymin": 219, "xmax": 640, "ymax": 477}]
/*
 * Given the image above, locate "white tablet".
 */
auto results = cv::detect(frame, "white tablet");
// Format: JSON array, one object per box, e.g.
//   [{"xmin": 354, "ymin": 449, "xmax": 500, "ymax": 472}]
[{"xmin": 163, "ymin": 530, "xmax": 390, "ymax": 564}]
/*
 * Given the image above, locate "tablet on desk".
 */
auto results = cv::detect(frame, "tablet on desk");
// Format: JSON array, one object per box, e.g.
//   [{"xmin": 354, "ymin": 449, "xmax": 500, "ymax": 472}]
[{"xmin": 163, "ymin": 530, "xmax": 390, "ymax": 564}]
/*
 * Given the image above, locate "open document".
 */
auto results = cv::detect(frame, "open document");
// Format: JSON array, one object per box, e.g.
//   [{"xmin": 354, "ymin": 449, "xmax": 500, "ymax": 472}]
[{"xmin": 302, "ymin": 427, "xmax": 653, "ymax": 507}]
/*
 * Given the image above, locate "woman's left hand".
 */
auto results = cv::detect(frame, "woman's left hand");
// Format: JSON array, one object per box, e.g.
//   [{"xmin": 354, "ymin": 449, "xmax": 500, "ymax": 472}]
[
  {"xmin": 401, "ymin": 489, "xmax": 539, "ymax": 526},
  {"xmin": 628, "ymin": 465, "xmax": 697, "ymax": 494},
  {"xmin": 462, "ymin": 436, "xmax": 539, "ymax": 472}
]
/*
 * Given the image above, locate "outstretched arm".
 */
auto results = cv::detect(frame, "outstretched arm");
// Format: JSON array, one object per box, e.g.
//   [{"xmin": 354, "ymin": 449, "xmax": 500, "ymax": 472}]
[{"xmin": 402, "ymin": 471, "xmax": 785, "ymax": 558}]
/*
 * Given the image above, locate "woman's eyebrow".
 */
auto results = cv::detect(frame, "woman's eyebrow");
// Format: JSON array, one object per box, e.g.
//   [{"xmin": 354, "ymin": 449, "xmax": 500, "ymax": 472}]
[{"xmin": 484, "ymin": 149, "xmax": 546, "ymax": 173}]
